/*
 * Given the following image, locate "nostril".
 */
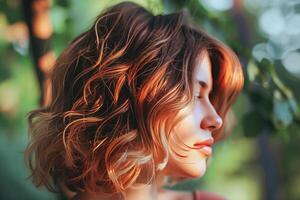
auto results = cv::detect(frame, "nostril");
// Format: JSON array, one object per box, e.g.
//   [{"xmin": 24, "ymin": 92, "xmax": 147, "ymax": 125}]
[
  {"xmin": 208, "ymin": 124, "xmax": 218, "ymax": 132},
  {"xmin": 206, "ymin": 125, "xmax": 215, "ymax": 132}
]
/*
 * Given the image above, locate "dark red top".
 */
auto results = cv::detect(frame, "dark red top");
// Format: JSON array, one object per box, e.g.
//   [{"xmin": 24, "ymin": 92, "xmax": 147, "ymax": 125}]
[{"xmin": 193, "ymin": 190, "xmax": 227, "ymax": 200}]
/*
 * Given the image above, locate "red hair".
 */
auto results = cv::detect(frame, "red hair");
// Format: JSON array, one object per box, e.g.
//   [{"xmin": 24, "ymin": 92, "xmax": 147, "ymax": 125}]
[{"xmin": 25, "ymin": 1, "xmax": 244, "ymax": 196}]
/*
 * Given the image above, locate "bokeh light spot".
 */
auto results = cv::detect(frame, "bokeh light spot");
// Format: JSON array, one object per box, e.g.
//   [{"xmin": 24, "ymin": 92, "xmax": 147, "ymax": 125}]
[
  {"xmin": 201, "ymin": 0, "xmax": 233, "ymax": 11},
  {"xmin": 259, "ymin": 8, "xmax": 285, "ymax": 35},
  {"xmin": 282, "ymin": 51, "xmax": 300, "ymax": 77}
]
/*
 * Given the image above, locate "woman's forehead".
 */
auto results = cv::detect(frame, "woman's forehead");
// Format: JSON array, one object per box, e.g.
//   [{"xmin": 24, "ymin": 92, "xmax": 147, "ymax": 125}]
[{"xmin": 193, "ymin": 51, "xmax": 213, "ymax": 91}]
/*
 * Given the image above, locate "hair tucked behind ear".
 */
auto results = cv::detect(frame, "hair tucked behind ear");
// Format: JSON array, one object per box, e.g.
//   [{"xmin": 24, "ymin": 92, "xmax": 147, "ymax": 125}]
[{"xmin": 24, "ymin": 1, "xmax": 243, "ymax": 196}]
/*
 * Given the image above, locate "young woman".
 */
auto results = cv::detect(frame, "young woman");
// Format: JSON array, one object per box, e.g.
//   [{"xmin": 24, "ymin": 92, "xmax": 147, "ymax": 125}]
[{"xmin": 25, "ymin": 1, "xmax": 244, "ymax": 200}]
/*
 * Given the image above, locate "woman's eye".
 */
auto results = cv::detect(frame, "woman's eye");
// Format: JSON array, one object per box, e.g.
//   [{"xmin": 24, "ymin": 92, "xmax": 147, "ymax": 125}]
[{"xmin": 196, "ymin": 95, "xmax": 203, "ymax": 99}]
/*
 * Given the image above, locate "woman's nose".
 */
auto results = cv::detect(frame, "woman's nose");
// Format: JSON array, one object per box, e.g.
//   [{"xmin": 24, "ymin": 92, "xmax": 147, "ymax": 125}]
[{"xmin": 200, "ymin": 113, "xmax": 223, "ymax": 132}]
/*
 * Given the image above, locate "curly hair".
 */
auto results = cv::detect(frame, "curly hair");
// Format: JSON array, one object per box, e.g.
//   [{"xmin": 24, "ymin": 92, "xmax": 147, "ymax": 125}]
[{"xmin": 24, "ymin": 1, "xmax": 244, "ymax": 196}]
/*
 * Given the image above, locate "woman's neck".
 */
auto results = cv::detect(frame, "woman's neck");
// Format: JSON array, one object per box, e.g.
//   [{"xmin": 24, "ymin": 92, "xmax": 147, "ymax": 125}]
[
  {"xmin": 125, "ymin": 183, "xmax": 158, "ymax": 200},
  {"xmin": 75, "ymin": 183, "xmax": 158, "ymax": 200}
]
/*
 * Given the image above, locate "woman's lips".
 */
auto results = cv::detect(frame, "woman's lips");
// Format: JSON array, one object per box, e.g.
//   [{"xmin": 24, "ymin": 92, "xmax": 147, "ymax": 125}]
[
  {"xmin": 198, "ymin": 146, "xmax": 212, "ymax": 156},
  {"xmin": 193, "ymin": 137, "xmax": 214, "ymax": 156},
  {"xmin": 194, "ymin": 138, "xmax": 214, "ymax": 146}
]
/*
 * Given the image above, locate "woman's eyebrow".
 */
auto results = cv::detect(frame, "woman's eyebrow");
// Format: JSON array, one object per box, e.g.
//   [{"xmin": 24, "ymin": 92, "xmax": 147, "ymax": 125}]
[{"xmin": 198, "ymin": 80, "xmax": 212, "ymax": 93}]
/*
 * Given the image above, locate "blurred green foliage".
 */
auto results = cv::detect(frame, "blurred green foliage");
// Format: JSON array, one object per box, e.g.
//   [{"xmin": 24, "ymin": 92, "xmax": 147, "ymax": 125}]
[{"xmin": 0, "ymin": 0, "xmax": 300, "ymax": 200}]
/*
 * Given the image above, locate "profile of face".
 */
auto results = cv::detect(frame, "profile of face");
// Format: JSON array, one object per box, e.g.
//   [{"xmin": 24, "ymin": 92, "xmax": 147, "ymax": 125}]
[{"xmin": 163, "ymin": 51, "xmax": 223, "ymax": 180}]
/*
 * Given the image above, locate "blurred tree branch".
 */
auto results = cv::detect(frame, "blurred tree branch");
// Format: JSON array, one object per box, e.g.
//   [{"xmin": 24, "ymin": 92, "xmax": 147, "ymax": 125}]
[{"xmin": 22, "ymin": 0, "xmax": 55, "ymax": 106}]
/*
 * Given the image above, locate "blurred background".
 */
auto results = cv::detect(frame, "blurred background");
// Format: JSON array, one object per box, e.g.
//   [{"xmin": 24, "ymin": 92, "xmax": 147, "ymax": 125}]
[{"xmin": 0, "ymin": 0, "xmax": 300, "ymax": 199}]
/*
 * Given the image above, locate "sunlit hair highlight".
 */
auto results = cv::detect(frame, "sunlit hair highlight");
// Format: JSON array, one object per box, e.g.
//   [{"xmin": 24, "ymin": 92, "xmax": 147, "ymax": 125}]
[{"xmin": 25, "ymin": 1, "xmax": 244, "ymax": 196}]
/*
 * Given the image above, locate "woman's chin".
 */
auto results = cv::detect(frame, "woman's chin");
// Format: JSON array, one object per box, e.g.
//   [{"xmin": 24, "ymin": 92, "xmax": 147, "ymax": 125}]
[
  {"xmin": 189, "ymin": 161, "xmax": 207, "ymax": 178},
  {"xmin": 177, "ymin": 158, "xmax": 208, "ymax": 180},
  {"xmin": 163, "ymin": 153, "xmax": 209, "ymax": 181}
]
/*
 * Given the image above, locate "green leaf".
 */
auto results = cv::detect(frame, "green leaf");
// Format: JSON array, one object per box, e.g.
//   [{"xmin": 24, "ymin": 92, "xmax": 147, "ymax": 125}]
[
  {"xmin": 260, "ymin": 58, "xmax": 274, "ymax": 73},
  {"xmin": 247, "ymin": 60, "xmax": 259, "ymax": 82}
]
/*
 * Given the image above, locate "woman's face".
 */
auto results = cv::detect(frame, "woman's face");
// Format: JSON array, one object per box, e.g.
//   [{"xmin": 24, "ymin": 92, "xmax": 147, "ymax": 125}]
[{"xmin": 163, "ymin": 51, "xmax": 223, "ymax": 180}]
